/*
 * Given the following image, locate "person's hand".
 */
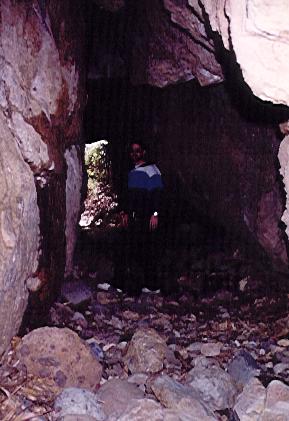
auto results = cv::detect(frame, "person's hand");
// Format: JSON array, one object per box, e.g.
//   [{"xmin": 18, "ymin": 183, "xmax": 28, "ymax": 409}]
[
  {"xmin": 120, "ymin": 212, "xmax": 128, "ymax": 228},
  {"xmin": 149, "ymin": 214, "xmax": 158, "ymax": 231}
]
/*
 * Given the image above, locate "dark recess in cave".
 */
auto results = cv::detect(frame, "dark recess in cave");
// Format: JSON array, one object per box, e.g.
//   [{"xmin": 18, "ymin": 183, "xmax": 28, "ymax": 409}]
[
  {"xmin": 75, "ymin": 3, "xmax": 289, "ymax": 299},
  {"xmin": 19, "ymin": 0, "xmax": 289, "ymax": 336}
]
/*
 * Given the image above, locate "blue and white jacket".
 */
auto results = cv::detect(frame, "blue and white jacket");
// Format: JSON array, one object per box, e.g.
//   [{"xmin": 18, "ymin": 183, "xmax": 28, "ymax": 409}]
[{"xmin": 123, "ymin": 163, "xmax": 163, "ymax": 218}]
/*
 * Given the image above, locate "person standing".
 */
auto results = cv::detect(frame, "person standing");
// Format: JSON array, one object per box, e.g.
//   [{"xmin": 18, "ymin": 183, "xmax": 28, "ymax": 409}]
[{"xmin": 117, "ymin": 141, "xmax": 164, "ymax": 294}]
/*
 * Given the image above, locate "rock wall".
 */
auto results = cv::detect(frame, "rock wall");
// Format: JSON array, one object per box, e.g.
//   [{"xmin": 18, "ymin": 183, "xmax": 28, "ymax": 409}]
[
  {"xmin": 157, "ymin": 82, "xmax": 288, "ymax": 269},
  {"xmin": 200, "ymin": 0, "xmax": 289, "ymax": 106},
  {"xmin": 0, "ymin": 0, "xmax": 86, "ymax": 356},
  {"xmin": 130, "ymin": 0, "xmax": 223, "ymax": 87},
  {"xmin": 65, "ymin": 145, "xmax": 83, "ymax": 278}
]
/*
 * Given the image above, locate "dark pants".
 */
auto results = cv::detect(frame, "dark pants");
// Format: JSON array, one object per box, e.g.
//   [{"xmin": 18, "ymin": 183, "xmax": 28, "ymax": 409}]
[{"xmin": 116, "ymin": 216, "xmax": 160, "ymax": 293}]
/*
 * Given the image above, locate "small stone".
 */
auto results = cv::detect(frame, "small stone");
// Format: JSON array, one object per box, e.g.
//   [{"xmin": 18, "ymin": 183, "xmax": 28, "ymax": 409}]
[
  {"xmin": 54, "ymin": 387, "xmax": 106, "ymax": 419},
  {"xmin": 265, "ymin": 380, "xmax": 289, "ymax": 407},
  {"xmin": 150, "ymin": 374, "xmax": 216, "ymax": 420},
  {"xmin": 26, "ymin": 276, "xmax": 42, "ymax": 292},
  {"xmin": 117, "ymin": 341, "xmax": 127, "ymax": 350},
  {"xmin": 61, "ymin": 281, "xmax": 92, "ymax": 306},
  {"xmin": 239, "ymin": 277, "xmax": 249, "ymax": 292},
  {"xmin": 200, "ymin": 342, "xmax": 222, "ymax": 357},
  {"xmin": 72, "ymin": 312, "xmax": 88, "ymax": 329},
  {"xmin": 103, "ymin": 343, "xmax": 115, "ymax": 352},
  {"xmin": 273, "ymin": 363, "xmax": 289, "ymax": 375},
  {"xmin": 97, "ymin": 283, "xmax": 111, "ymax": 291},
  {"xmin": 227, "ymin": 350, "xmax": 261, "ymax": 389},
  {"xmin": 233, "ymin": 377, "xmax": 266, "ymax": 421},
  {"xmin": 97, "ymin": 291, "xmax": 117, "ymax": 305},
  {"xmin": 124, "ymin": 328, "xmax": 171, "ymax": 374},
  {"xmin": 97, "ymin": 378, "xmax": 144, "ymax": 418},
  {"xmin": 186, "ymin": 363, "xmax": 237, "ymax": 411},
  {"xmin": 277, "ymin": 339, "xmax": 289, "ymax": 347},
  {"xmin": 186, "ymin": 342, "xmax": 203, "ymax": 352},
  {"xmin": 86, "ymin": 339, "xmax": 104, "ymax": 361}
]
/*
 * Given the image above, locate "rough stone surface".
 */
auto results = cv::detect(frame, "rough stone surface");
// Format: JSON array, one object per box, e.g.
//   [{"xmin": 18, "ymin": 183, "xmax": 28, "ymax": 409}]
[
  {"xmin": 150, "ymin": 374, "xmax": 217, "ymax": 420},
  {"xmin": 61, "ymin": 280, "xmax": 92, "ymax": 306},
  {"xmin": 158, "ymin": 82, "xmax": 288, "ymax": 270},
  {"xmin": 54, "ymin": 387, "xmax": 106, "ymax": 419},
  {"xmin": 97, "ymin": 378, "xmax": 144, "ymax": 418},
  {"xmin": 261, "ymin": 402, "xmax": 289, "ymax": 421},
  {"xmin": 0, "ymin": 0, "xmax": 86, "ymax": 355},
  {"xmin": 278, "ymin": 136, "xmax": 289, "ymax": 243},
  {"xmin": 60, "ymin": 416, "xmax": 98, "ymax": 421},
  {"xmin": 124, "ymin": 328, "xmax": 171, "ymax": 374},
  {"xmin": 130, "ymin": 0, "xmax": 223, "ymax": 88},
  {"xmin": 186, "ymin": 362, "xmax": 238, "ymax": 410},
  {"xmin": 200, "ymin": 342, "xmax": 222, "ymax": 357},
  {"xmin": 115, "ymin": 399, "xmax": 165, "ymax": 421},
  {"xmin": 16, "ymin": 327, "xmax": 102, "ymax": 391},
  {"xmin": 116, "ymin": 398, "xmax": 203, "ymax": 421},
  {"xmin": 227, "ymin": 350, "xmax": 261, "ymax": 389},
  {"xmin": 265, "ymin": 380, "xmax": 289, "ymax": 407},
  {"xmin": 201, "ymin": 0, "xmax": 289, "ymax": 106},
  {"xmin": 233, "ymin": 377, "xmax": 266, "ymax": 421},
  {"xmin": 0, "ymin": 114, "xmax": 39, "ymax": 357},
  {"xmin": 65, "ymin": 146, "xmax": 83, "ymax": 278}
]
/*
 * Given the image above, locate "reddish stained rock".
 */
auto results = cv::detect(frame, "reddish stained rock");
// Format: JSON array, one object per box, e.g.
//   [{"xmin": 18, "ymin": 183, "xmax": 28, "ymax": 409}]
[{"xmin": 16, "ymin": 327, "xmax": 102, "ymax": 392}]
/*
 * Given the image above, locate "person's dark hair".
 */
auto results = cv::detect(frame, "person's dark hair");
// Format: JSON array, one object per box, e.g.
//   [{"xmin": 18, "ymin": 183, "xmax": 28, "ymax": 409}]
[{"xmin": 128, "ymin": 141, "xmax": 147, "ymax": 152}]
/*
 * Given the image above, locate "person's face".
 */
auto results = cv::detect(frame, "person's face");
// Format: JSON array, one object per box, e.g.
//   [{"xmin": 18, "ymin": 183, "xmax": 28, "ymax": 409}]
[{"xmin": 129, "ymin": 143, "xmax": 146, "ymax": 165}]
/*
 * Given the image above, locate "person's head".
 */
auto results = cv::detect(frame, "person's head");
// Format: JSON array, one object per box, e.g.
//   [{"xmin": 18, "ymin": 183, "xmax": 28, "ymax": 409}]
[{"xmin": 129, "ymin": 142, "xmax": 146, "ymax": 165}]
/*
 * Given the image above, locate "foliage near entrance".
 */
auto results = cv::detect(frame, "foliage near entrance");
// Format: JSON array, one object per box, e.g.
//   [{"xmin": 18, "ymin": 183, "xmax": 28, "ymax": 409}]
[{"xmin": 80, "ymin": 140, "xmax": 118, "ymax": 228}]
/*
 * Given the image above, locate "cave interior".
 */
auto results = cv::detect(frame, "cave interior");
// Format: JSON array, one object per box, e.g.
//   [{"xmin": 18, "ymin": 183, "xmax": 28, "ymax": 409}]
[
  {"xmin": 77, "ymin": 1, "xmax": 289, "ymax": 298},
  {"xmin": 3, "ymin": 1, "xmax": 289, "ymax": 418}
]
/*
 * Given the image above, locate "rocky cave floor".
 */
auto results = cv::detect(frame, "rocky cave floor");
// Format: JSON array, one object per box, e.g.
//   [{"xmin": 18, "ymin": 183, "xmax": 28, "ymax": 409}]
[{"xmin": 2, "ymin": 228, "xmax": 289, "ymax": 420}]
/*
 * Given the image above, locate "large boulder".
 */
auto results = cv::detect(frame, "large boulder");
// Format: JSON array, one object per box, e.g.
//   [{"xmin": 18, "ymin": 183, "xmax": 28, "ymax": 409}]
[
  {"xmin": 0, "ymin": 0, "xmax": 86, "ymax": 356},
  {"xmin": 16, "ymin": 327, "xmax": 102, "ymax": 392}
]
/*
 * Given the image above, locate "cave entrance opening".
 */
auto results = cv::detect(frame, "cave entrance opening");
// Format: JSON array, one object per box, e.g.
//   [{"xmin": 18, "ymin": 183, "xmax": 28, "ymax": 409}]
[
  {"xmin": 78, "ymin": 70, "xmax": 289, "ymax": 298},
  {"xmin": 79, "ymin": 139, "xmax": 118, "ymax": 230}
]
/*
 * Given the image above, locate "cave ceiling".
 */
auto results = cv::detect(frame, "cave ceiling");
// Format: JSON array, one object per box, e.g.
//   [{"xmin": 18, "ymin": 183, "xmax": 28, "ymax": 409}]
[{"xmin": 89, "ymin": 0, "xmax": 289, "ymax": 107}]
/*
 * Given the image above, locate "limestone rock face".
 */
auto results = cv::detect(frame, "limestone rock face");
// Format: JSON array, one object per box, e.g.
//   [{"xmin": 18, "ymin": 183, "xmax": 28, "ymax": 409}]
[
  {"xmin": 17, "ymin": 327, "xmax": 102, "ymax": 392},
  {"xmin": 278, "ymin": 136, "xmax": 289, "ymax": 241},
  {"xmin": 65, "ymin": 146, "xmax": 83, "ymax": 278},
  {"xmin": 0, "ymin": 115, "xmax": 39, "ymax": 357},
  {"xmin": 0, "ymin": 0, "xmax": 86, "ymax": 356},
  {"xmin": 130, "ymin": 0, "xmax": 223, "ymax": 87},
  {"xmin": 201, "ymin": 0, "xmax": 289, "ymax": 106}
]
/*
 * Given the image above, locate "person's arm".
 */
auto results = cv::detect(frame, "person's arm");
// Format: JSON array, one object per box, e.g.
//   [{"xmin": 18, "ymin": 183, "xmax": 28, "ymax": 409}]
[{"xmin": 149, "ymin": 167, "xmax": 164, "ymax": 231}]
